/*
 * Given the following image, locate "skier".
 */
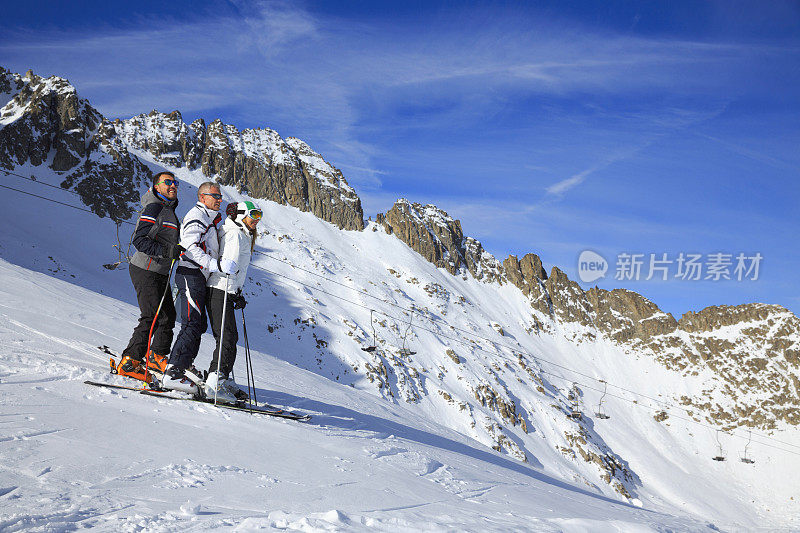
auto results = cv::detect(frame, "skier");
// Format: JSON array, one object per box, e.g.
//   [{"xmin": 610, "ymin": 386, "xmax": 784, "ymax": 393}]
[
  {"xmin": 118, "ymin": 171, "xmax": 183, "ymax": 380},
  {"xmin": 162, "ymin": 182, "xmax": 235, "ymax": 393},
  {"xmin": 203, "ymin": 201, "xmax": 261, "ymax": 403}
]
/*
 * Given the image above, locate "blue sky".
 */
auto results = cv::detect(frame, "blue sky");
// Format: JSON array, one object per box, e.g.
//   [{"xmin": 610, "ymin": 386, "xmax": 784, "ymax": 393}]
[{"xmin": 2, "ymin": 0, "xmax": 798, "ymax": 317}]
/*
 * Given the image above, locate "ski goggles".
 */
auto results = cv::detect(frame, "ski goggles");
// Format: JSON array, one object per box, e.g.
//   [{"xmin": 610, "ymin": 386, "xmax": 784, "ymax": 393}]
[
  {"xmin": 247, "ymin": 209, "xmax": 263, "ymax": 221},
  {"xmin": 160, "ymin": 178, "xmax": 179, "ymax": 188}
]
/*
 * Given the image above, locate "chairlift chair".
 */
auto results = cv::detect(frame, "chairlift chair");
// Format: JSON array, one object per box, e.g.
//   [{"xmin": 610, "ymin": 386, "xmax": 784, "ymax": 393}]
[
  {"xmin": 740, "ymin": 430, "xmax": 755, "ymax": 464},
  {"xmin": 102, "ymin": 221, "xmax": 132, "ymax": 270},
  {"xmin": 712, "ymin": 429, "xmax": 726, "ymax": 461},
  {"xmin": 568, "ymin": 383, "xmax": 582, "ymax": 420},
  {"xmin": 398, "ymin": 312, "xmax": 417, "ymax": 356},
  {"xmin": 361, "ymin": 309, "xmax": 377, "ymax": 352},
  {"xmin": 595, "ymin": 380, "xmax": 611, "ymax": 420}
]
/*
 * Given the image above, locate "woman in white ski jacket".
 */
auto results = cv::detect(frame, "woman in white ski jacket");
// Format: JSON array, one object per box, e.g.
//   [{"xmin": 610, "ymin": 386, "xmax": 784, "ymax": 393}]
[{"xmin": 204, "ymin": 201, "xmax": 261, "ymax": 403}]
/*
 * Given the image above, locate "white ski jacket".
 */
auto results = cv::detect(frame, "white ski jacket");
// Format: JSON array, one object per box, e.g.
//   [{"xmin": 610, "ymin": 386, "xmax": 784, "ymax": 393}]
[
  {"xmin": 207, "ymin": 217, "xmax": 253, "ymax": 294},
  {"xmin": 178, "ymin": 202, "xmax": 222, "ymax": 279}
]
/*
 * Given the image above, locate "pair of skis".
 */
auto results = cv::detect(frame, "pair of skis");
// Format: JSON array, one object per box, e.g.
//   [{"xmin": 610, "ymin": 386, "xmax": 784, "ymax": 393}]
[{"xmin": 92, "ymin": 346, "xmax": 311, "ymax": 421}]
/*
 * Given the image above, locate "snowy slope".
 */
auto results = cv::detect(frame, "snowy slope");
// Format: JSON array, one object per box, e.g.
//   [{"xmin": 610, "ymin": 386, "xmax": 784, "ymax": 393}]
[
  {"xmin": 1, "ymin": 159, "xmax": 799, "ymax": 531},
  {"xmin": 1, "ymin": 254, "xmax": 711, "ymax": 532}
]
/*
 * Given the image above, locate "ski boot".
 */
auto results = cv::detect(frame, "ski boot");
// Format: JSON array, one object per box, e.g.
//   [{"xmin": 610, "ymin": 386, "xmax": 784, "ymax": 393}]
[
  {"xmin": 146, "ymin": 352, "xmax": 168, "ymax": 374},
  {"xmin": 203, "ymin": 372, "xmax": 239, "ymax": 405},
  {"xmin": 116, "ymin": 356, "xmax": 148, "ymax": 381},
  {"xmin": 161, "ymin": 364, "xmax": 199, "ymax": 395},
  {"xmin": 182, "ymin": 366, "xmax": 205, "ymax": 391},
  {"xmin": 222, "ymin": 376, "xmax": 249, "ymax": 401}
]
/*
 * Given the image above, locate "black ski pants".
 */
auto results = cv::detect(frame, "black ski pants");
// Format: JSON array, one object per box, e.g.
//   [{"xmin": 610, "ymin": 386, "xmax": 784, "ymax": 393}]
[
  {"xmin": 206, "ymin": 287, "xmax": 238, "ymax": 378},
  {"xmin": 122, "ymin": 264, "xmax": 176, "ymax": 360},
  {"xmin": 168, "ymin": 267, "xmax": 208, "ymax": 371}
]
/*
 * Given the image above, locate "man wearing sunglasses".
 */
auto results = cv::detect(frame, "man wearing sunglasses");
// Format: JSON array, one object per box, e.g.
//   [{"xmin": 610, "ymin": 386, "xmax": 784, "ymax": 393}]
[
  {"xmin": 162, "ymin": 182, "xmax": 235, "ymax": 393},
  {"xmin": 118, "ymin": 171, "xmax": 183, "ymax": 380}
]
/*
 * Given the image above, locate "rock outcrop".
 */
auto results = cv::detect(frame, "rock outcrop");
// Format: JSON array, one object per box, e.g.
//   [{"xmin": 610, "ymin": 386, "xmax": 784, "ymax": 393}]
[
  {"xmin": 586, "ymin": 288, "xmax": 678, "ymax": 344},
  {"xmin": 114, "ymin": 110, "xmax": 204, "ymax": 170},
  {"xmin": 286, "ymin": 137, "xmax": 364, "ymax": 231},
  {"xmin": 0, "ymin": 68, "xmax": 148, "ymax": 221},
  {"xmin": 545, "ymin": 267, "xmax": 595, "ymax": 326},
  {"xmin": 503, "ymin": 253, "xmax": 552, "ymax": 319},
  {"xmin": 377, "ymin": 199, "xmax": 503, "ymax": 282},
  {"xmin": 662, "ymin": 304, "xmax": 800, "ymax": 429},
  {"xmin": 503, "ymin": 253, "xmax": 547, "ymax": 292},
  {"xmin": 510, "ymin": 260, "xmax": 800, "ymax": 430},
  {"xmin": 117, "ymin": 111, "xmax": 364, "ymax": 231}
]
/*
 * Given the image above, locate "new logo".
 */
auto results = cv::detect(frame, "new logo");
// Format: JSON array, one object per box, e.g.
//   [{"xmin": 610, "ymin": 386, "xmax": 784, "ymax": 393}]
[{"xmin": 578, "ymin": 250, "xmax": 608, "ymax": 283}]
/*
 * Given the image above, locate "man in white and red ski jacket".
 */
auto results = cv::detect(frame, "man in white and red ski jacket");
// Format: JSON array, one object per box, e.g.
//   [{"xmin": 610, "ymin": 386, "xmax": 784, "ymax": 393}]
[{"xmin": 163, "ymin": 181, "xmax": 235, "ymax": 393}]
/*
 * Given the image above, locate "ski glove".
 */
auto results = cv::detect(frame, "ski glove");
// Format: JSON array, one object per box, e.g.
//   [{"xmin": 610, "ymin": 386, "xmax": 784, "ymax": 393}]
[
  {"xmin": 207, "ymin": 260, "xmax": 219, "ymax": 273},
  {"xmin": 165, "ymin": 244, "xmax": 185, "ymax": 259},
  {"xmin": 219, "ymin": 259, "xmax": 238, "ymax": 275},
  {"xmin": 231, "ymin": 291, "xmax": 247, "ymax": 310}
]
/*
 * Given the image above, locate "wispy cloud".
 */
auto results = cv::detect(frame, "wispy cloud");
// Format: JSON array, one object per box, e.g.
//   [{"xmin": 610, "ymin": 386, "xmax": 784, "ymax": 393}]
[
  {"xmin": 538, "ymin": 102, "xmax": 730, "ymax": 201},
  {"xmin": 698, "ymin": 133, "xmax": 799, "ymax": 171},
  {"xmin": 542, "ymin": 144, "xmax": 643, "ymax": 199},
  {"xmin": 545, "ymin": 165, "xmax": 601, "ymax": 196},
  {"xmin": 1, "ymin": 0, "xmax": 790, "ymax": 192}
]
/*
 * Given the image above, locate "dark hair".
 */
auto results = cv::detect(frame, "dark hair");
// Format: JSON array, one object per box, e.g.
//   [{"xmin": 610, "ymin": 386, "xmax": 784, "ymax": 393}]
[{"xmin": 152, "ymin": 171, "xmax": 176, "ymax": 187}]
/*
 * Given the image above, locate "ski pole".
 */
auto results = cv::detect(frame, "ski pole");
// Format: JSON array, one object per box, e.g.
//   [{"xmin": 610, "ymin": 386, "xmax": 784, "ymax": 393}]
[
  {"xmin": 214, "ymin": 274, "xmax": 231, "ymax": 405},
  {"xmin": 240, "ymin": 309, "xmax": 252, "ymax": 410},
  {"xmin": 245, "ymin": 312, "xmax": 257, "ymax": 407},
  {"xmin": 144, "ymin": 258, "xmax": 176, "ymax": 389},
  {"xmin": 241, "ymin": 309, "xmax": 258, "ymax": 407},
  {"xmin": 242, "ymin": 313, "xmax": 253, "ymax": 411},
  {"xmin": 246, "ymin": 316, "xmax": 257, "ymax": 407}
]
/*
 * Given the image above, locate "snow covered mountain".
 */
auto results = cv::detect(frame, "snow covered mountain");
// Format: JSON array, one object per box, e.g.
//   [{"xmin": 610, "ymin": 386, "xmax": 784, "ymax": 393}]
[
  {"xmin": 0, "ymin": 68, "xmax": 150, "ymax": 221},
  {"xmin": 2, "ymin": 66, "xmax": 799, "ymax": 530},
  {"xmin": 377, "ymin": 198, "xmax": 800, "ymax": 433},
  {"xmin": 114, "ymin": 110, "xmax": 363, "ymax": 231}
]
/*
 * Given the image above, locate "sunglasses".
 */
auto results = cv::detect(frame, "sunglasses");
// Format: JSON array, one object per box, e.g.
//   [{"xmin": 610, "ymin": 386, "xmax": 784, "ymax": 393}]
[
  {"xmin": 160, "ymin": 178, "xmax": 179, "ymax": 188},
  {"xmin": 202, "ymin": 192, "xmax": 223, "ymax": 200}
]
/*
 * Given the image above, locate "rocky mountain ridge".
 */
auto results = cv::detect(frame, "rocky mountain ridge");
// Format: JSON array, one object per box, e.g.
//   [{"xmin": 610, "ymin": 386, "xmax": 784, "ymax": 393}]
[
  {"xmin": 0, "ymin": 67, "xmax": 149, "ymax": 221},
  {"xmin": 377, "ymin": 199, "xmax": 504, "ymax": 283},
  {"xmin": 0, "ymin": 67, "xmax": 363, "ymax": 231},
  {"xmin": 376, "ymin": 198, "xmax": 800, "ymax": 432},
  {"xmin": 116, "ymin": 110, "xmax": 364, "ymax": 231}
]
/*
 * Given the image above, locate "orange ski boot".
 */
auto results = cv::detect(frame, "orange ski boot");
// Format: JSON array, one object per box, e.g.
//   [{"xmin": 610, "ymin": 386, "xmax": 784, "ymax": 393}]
[
  {"xmin": 116, "ymin": 356, "xmax": 148, "ymax": 382},
  {"xmin": 146, "ymin": 352, "xmax": 169, "ymax": 374}
]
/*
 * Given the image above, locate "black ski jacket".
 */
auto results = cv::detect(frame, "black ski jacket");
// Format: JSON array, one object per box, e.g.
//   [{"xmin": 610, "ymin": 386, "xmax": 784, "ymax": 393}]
[{"xmin": 130, "ymin": 188, "xmax": 180, "ymax": 276}]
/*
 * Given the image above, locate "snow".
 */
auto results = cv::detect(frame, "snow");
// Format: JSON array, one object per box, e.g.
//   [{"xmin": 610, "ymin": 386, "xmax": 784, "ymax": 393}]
[
  {"xmin": 0, "ymin": 76, "xmax": 26, "ymax": 127},
  {"xmin": 0, "ymin": 72, "xmax": 82, "ymax": 130},
  {"xmin": 239, "ymin": 127, "xmax": 295, "ymax": 167},
  {"xmin": 286, "ymin": 137, "xmax": 357, "ymax": 196},
  {"xmin": 0, "ymin": 161, "xmax": 798, "ymax": 530},
  {"xmin": 0, "ymin": 260, "xmax": 709, "ymax": 532},
  {"xmin": 0, "ymin": 102, "xmax": 26, "ymax": 126}
]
